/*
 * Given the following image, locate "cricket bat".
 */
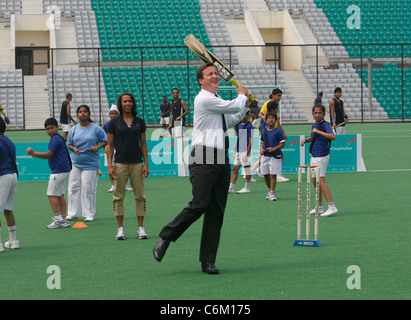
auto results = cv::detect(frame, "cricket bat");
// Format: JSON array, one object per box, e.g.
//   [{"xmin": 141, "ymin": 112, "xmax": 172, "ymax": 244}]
[
  {"xmin": 184, "ymin": 34, "xmax": 255, "ymax": 101},
  {"xmin": 332, "ymin": 122, "xmax": 346, "ymax": 134}
]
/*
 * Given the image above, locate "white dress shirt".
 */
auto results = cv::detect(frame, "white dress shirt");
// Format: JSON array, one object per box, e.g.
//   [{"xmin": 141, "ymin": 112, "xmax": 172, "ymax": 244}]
[{"xmin": 191, "ymin": 89, "xmax": 249, "ymax": 150}]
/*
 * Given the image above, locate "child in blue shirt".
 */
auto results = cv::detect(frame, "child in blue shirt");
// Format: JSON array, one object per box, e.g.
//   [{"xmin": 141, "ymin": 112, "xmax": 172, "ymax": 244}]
[
  {"xmin": 229, "ymin": 112, "xmax": 254, "ymax": 194},
  {"xmin": 0, "ymin": 117, "xmax": 19, "ymax": 251},
  {"xmin": 300, "ymin": 104, "xmax": 338, "ymax": 217},
  {"xmin": 259, "ymin": 112, "xmax": 285, "ymax": 201},
  {"xmin": 26, "ymin": 118, "xmax": 72, "ymax": 228}
]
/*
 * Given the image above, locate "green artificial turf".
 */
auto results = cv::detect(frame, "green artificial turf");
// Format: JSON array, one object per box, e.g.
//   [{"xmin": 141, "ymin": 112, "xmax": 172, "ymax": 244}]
[{"xmin": 0, "ymin": 123, "xmax": 410, "ymax": 300}]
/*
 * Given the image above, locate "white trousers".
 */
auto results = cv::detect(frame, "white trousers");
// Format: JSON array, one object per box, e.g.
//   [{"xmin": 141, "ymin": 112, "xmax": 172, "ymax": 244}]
[
  {"xmin": 0, "ymin": 173, "xmax": 17, "ymax": 212},
  {"xmin": 67, "ymin": 166, "xmax": 98, "ymax": 219}
]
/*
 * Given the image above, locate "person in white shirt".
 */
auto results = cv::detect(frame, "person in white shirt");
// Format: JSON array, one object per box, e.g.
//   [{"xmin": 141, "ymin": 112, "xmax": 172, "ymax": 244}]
[{"xmin": 153, "ymin": 62, "xmax": 251, "ymax": 274}]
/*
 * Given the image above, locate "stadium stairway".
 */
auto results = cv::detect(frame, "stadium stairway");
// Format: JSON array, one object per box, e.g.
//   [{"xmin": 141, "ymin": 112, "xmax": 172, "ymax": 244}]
[
  {"xmin": 224, "ymin": 18, "xmax": 263, "ymax": 65},
  {"xmin": 281, "ymin": 70, "xmax": 317, "ymax": 120},
  {"xmin": 292, "ymin": 16, "xmax": 328, "ymax": 67},
  {"xmin": 55, "ymin": 20, "xmax": 80, "ymax": 66},
  {"xmin": 24, "ymin": 76, "xmax": 51, "ymax": 130},
  {"xmin": 243, "ymin": 0, "xmax": 269, "ymax": 11},
  {"xmin": 0, "ymin": 19, "xmax": 12, "ymax": 69},
  {"xmin": 21, "ymin": 0, "xmax": 43, "ymax": 14}
]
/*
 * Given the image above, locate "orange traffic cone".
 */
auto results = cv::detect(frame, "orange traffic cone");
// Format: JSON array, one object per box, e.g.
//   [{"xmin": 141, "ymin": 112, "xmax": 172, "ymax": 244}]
[{"xmin": 72, "ymin": 222, "xmax": 88, "ymax": 228}]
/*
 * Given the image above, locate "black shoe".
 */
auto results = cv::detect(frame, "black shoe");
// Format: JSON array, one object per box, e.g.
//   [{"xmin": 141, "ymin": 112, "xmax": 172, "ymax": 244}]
[
  {"xmin": 201, "ymin": 262, "xmax": 219, "ymax": 274},
  {"xmin": 153, "ymin": 238, "xmax": 170, "ymax": 262}
]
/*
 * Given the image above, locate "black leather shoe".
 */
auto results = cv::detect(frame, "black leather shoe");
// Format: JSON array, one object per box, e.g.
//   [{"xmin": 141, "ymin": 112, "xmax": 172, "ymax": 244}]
[
  {"xmin": 153, "ymin": 238, "xmax": 170, "ymax": 262},
  {"xmin": 201, "ymin": 262, "xmax": 219, "ymax": 274}
]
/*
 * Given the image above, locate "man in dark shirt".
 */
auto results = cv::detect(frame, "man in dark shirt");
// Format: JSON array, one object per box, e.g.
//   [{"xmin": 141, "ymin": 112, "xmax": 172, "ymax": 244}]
[
  {"xmin": 159, "ymin": 95, "xmax": 171, "ymax": 138},
  {"xmin": 168, "ymin": 88, "xmax": 189, "ymax": 138},
  {"xmin": 59, "ymin": 93, "xmax": 77, "ymax": 140}
]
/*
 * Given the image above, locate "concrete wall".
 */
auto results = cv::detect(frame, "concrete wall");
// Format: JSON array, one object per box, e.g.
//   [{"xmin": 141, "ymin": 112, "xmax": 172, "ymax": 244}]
[{"xmin": 250, "ymin": 11, "xmax": 304, "ymax": 70}]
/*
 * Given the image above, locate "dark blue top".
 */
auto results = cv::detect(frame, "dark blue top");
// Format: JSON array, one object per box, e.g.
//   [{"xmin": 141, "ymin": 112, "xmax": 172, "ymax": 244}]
[
  {"xmin": 236, "ymin": 121, "xmax": 253, "ymax": 153},
  {"xmin": 107, "ymin": 116, "xmax": 146, "ymax": 164},
  {"xmin": 0, "ymin": 136, "xmax": 16, "ymax": 176},
  {"xmin": 260, "ymin": 127, "xmax": 285, "ymax": 158},
  {"xmin": 310, "ymin": 120, "xmax": 333, "ymax": 157},
  {"xmin": 48, "ymin": 134, "xmax": 71, "ymax": 174},
  {"xmin": 160, "ymin": 102, "xmax": 171, "ymax": 118}
]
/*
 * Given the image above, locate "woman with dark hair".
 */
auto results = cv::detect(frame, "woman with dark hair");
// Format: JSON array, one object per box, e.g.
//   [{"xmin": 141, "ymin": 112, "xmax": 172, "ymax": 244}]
[
  {"xmin": 66, "ymin": 105, "xmax": 107, "ymax": 222},
  {"xmin": 106, "ymin": 93, "xmax": 149, "ymax": 240}
]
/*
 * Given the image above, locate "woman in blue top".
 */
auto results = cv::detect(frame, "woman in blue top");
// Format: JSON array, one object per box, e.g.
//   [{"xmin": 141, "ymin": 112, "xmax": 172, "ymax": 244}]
[
  {"xmin": 67, "ymin": 105, "xmax": 107, "ymax": 222},
  {"xmin": 300, "ymin": 104, "xmax": 338, "ymax": 217}
]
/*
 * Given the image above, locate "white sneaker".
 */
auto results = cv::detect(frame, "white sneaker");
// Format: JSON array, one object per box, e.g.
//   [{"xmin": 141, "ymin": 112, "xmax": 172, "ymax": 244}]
[
  {"xmin": 267, "ymin": 193, "xmax": 277, "ymax": 201},
  {"xmin": 277, "ymin": 175, "xmax": 290, "ymax": 182},
  {"xmin": 310, "ymin": 207, "xmax": 324, "ymax": 215},
  {"xmin": 228, "ymin": 188, "xmax": 235, "ymax": 194},
  {"xmin": 4, "ymin": 239, "xmax": 19, "ymax": 249},
  {"xmin": 237, "ymin": 187, "xmax": 250, "ymax": 194},
  {"xmin": 84, "ymin": 217, "xmax": 94, "ymax": 222},
  {"xmin": 47, "ymin": 217, "xmax": 69, "ymax": 229},
  {"xmin": 116, "ymin": 227, "xmax": 126, "ymax": 240},
  {"xmin": 137, "ymin": 226, "xmax": 148, "ymax": 239},
  {"xmin": 125, "ymin": 186, "xmax": 133, "ymax": 191},
  {"xmin": 107, "ymin": 185, "xmax": 115, "ymax": 193},
  {"xmin": 0, "ymin": 243, "xmax": 4, "ymax": 252},
  {"xmin": 59, "ymin": 218, "xmax": 71, "ymax": 228},
  {"xmin": 65, "ymin": 215, "xmax": 77, "ymax": 221},
  {"xmin": 321, "ymin": 206, "xmax": 338, "ymax": 217}
]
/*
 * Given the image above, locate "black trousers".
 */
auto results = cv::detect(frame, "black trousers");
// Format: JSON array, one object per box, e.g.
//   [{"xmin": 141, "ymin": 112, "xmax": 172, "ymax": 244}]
[{"xmin": 159, "ymin": 149, "xmax": 230, "ymax": 264}]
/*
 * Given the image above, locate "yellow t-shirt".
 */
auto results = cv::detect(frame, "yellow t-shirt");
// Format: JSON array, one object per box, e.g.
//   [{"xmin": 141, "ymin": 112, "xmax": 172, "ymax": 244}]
[{"xmin": 260, "ymin": 100, "xmax": 280, "ymax": 127}]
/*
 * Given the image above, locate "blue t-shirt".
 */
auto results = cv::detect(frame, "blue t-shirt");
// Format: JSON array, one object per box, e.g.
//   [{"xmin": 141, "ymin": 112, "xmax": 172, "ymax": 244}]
[
  {"xmin": 310, "ymin": 120, "xmax": 333, "ymax": 157},
  {"xmin": 160, "ymin": 102, "xmax": 171, "ymax": 118},
  {"xmin": 0, "ymin": 135, "xmax": 16, "ymax": 176},
  {"xmin": 103, "ymin": 121, "xmax": 110, "ymax": 133},
  {"xmin": 67, "ymin": 123, "xmax": 108, "ymax": 170},
  {"xmin": 260, "ymin": 127, "xmax": 285, "ymax": 158},
  {"xmin": 236, "ymin": 121, "xmax": 253, "ymax": 153},
  {"xmin": 48, "ymin": 134, "xmax": 71, "ymax": 174}
]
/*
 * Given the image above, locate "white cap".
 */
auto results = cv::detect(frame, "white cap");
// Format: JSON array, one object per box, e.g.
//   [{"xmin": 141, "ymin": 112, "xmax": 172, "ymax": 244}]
[{"xmin": 109, "ymin": 104, "xmax": 119, "ymax": 113}]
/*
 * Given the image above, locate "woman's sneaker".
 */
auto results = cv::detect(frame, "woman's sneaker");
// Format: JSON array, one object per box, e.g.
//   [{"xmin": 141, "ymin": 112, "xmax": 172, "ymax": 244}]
[
  {"xmin": 137, "ymin": 226, "xmax": 148, "ymax": 239},
  {"xmin": 116, "ymin": 227, "xmax": 126, "ymax": 240}
]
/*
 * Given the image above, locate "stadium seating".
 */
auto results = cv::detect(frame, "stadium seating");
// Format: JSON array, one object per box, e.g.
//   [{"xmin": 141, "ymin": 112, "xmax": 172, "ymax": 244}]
[
  {"xmin": 357, "ymin": 64, "xmax": 411, "ymax": 119},
  {"xmin": 2, "ymin": 0, "xmax": 407, "ymax": 126},
  {"xmin": 0, "ymin": 69, "xmax": 24, "ymax": 128},
  {"xmin": 0, "ymin": 0, "xmax": 20, "ymax": 18},
  {"xmin": 302, "ymin": 64, "xmax": 388, "ymax": 120},
  {"xmin": 90, "ymin": 0, "xmax": 209, "ymax": 62},
  {"xmin": 314, "ymin": 0, "xmax": 411, "ymax": 58},
  {"xmin": 47, "ymin": 67, "xmax": 110, "ymax": 124}
]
